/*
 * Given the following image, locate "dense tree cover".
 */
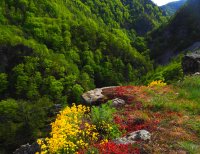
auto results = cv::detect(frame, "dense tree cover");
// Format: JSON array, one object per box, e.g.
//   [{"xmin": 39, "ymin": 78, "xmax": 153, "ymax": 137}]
[
  {"xmin": 0, "ymin": 98, "xmax": 53, "ymax": 153},
  {"xmin": 148, "ymin": 0, "xmax": 200, "ymax": 62},
  {"xmin": 82, "ymin": 0, "xmax": 166, "ymax": 35},
  {"xmin": 0, "ymin": 0, "xmax": 168, "ymax": 153}
]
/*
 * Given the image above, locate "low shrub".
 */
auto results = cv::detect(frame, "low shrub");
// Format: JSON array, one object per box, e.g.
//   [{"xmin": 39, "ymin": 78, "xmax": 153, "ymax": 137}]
[
  {"xmin": 144, "ymin": 61, "xmax": 183, "ymax": 85},
  {"xmin": 91, "ymin": 101, "xmax": 122, "ymax": 140}
]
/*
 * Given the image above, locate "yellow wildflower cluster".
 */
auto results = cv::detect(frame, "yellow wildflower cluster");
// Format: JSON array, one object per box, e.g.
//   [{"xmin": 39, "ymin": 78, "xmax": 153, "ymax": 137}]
[
  {"xmin": 148, "ymin": 80, "xmax": 167, "ymax": 87},
  {"xmin": 37, "ymin": 104, "xmax": 99, "ymax": 154}
]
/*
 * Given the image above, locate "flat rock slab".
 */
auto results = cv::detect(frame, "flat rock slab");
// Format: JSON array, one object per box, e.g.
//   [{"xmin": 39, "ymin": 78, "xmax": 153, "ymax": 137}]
[{"xmin": 82, "ymin": 86, "xmax": 119, "ymax": 105}]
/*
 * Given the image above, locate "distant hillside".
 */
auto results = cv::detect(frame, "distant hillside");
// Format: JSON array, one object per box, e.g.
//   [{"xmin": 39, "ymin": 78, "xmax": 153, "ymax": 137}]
[
  {"xmin": 149, "ymin": 0, "xmax": 200, "ymax": 63},
  {"xmin": 161, "ymin": 0, "xmax": 187, "ymax": 16},
  {"xmin": 82, "ymin": 0, "xmax": 167, "ymax": 35}
]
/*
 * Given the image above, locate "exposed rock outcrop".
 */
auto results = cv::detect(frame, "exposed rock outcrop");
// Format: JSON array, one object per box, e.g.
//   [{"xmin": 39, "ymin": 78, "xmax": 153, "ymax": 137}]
[
  {"xmin": 13, "ymin": 143, "xmax": 39, "ymax": 154},
  {"xmin": 114, "ymin": 130, "xmax": 151, "ymax": 144},
  {"xmin": 182, "ymin": 52, "xmax": 200, "ymax": 74},
  {"xmin": 81, "ymin": 86, "xmax": 118, "ymax": 105},
  {"xmin": 82, "ymin": 86, "xmax": 146, "ymax": 106}
]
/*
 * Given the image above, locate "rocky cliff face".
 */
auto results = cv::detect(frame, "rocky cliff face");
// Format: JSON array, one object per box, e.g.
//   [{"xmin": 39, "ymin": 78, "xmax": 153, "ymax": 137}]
[{"xmin": 182, "ymin": 52, "xmax": 200, "ymax": 74}]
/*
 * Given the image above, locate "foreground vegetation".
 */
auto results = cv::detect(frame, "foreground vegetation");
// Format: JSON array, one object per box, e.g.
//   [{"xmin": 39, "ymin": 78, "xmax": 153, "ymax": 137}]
[{"xmin": 35, "ymin": 75, "xmax": 200, "ymax": 153}]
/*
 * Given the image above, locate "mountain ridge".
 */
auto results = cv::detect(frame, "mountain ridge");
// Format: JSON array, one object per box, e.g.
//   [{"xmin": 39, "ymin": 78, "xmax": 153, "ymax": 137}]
[
  {"xmin": 161, "ymin": 0, "xmax": 187, "ymax": 16},
  {"xmin": 149, "ymin": 0, "xmax": 200, "ymax": 63}
]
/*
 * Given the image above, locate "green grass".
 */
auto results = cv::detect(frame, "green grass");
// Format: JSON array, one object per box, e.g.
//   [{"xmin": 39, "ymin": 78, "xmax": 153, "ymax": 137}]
[
  {"xmin": 147, "ymin": 93, "xmax": 200, "ymax": 114},
  {"xmin": 145, "ymin": 76, "xmax": 200, "ymax": 114},
  {"xmin": 177, "ymin": 76, "xmax": 200, "ymax": 102},
  {"xmin": 179, "ymin": 141, "xmax": 200, "ymax": 154},
  {"xmin": 185, "ymin": 119, "xmax": 200, "ymax": 137}
]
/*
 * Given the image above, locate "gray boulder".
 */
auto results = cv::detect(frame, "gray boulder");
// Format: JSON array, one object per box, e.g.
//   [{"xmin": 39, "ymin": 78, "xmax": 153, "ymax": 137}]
[
  {"xmin": 114, "ymin": 130, "xmax": 151, "ymax": 144},
  {"xmin": 82, "ymin": 86, "xmax": 118, "ymax": 105},
  {"xmin": 182, "ymin": 53, "xmax": 200, "ymax": 74},
  {"xmin": 82, "ymin": 88, "xmax": 105, "ymax": 105},
  {"xmin": 194, "ymin": 72, "xmax": 200, "ymax": 76},
  {"xmin": 112, "ymin": 98, "xmax": 126, "ymax": 107},
  {"xmin": 13, "ymin": 143, "xmax": 40, "ymax": 154}
]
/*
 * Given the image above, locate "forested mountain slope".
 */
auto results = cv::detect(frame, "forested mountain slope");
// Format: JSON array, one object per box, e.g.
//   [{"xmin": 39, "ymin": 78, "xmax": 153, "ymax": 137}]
[
  {"xmin": 81, "ymin": 0, "xmax": 166, "ymax": 35},
  {"xmin": 161, "ymin": 0, "xmax": 187, "ymax": 16},
  {"xmin": 149, "ymin": 0, "xmax": 200, "ymax": 63},
  {"xmin": 0, "ymin": 0, "xmax": 167, "ymax": 153}
]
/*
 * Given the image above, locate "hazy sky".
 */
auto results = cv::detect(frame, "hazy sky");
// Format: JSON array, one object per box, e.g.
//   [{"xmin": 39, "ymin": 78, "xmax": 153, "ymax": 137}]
[{"xmin": 152, "ymin": 0, "xmax": 180, "ymax": 6}]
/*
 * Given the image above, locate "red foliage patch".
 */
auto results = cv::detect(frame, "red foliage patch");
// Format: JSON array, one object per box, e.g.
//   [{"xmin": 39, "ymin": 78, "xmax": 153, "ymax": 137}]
[
  {"xmin": 114, "ymin": 86, "xmax": 136, "ymax": 103},
  {"xmin": 114, "ymin": 114, "xmax": 159, "ymax": 133},
  {"xmin": 95, "ymin": 142, "xmax": 140, "ymax": 154}
]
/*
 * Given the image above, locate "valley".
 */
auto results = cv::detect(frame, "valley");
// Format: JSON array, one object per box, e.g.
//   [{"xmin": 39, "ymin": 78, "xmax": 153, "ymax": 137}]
[{"xmin": 0, "ymin": 0, "xmax": 200, "ymax": 153}]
